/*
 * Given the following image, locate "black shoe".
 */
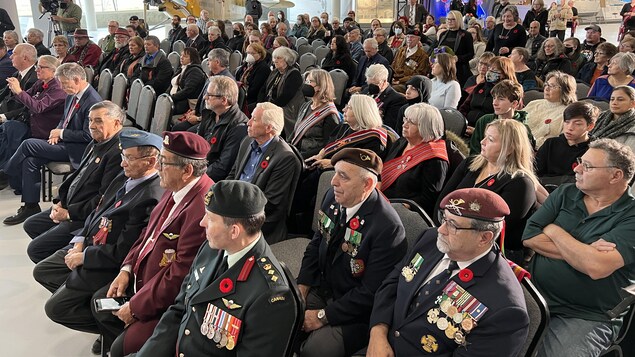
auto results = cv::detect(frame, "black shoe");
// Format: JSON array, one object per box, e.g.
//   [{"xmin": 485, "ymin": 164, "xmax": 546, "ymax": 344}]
[
  {"xmin": 91, "ymin": 337, "xmax": 101, "ymax": 355},
  {"xmin": 3, "ymin": 204, "xmax": 41, "ymax": 225}
]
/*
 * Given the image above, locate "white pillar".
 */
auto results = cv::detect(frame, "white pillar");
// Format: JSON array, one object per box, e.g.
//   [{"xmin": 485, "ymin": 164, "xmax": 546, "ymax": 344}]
[
  {"xmin": 79, "ymin": 0, "xmax": 97, "ymax": 31},
  {"xmin": 28, "ymin": 0, "xmax": 49, "ymax": 45}
]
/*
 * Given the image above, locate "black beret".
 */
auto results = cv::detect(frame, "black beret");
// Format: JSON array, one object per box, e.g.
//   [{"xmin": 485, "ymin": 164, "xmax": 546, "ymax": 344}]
[
  {"xmin": 120, "ymin": 130, "xmax": 162, "ymax": 151},
  {"xmin": 331, "ymin": 148, "xmax": 382, "ymax": 176},
  {"xmin": 162, "ymin": 131, "xmax": 210, "ymax": 160},
  {"xmin": 439, "ymin": 188, "xmax": 510, "ymax": 222},
  {"xmin": 205, "ymin": 181, "xmax": 267, "ymax": 218}
]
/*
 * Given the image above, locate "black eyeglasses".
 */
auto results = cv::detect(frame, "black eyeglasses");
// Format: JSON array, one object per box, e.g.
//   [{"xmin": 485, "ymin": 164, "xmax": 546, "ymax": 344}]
[
  {"xmin": 440, "ymin": 215, "xmax": 479, "ymax": 235},
  {"xmin": 575, "ymin": 157, "xmax": 617, "ymax": 172}
]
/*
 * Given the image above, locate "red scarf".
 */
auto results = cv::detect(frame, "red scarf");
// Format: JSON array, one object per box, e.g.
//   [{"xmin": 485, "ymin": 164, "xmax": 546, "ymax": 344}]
[
  {"xmin": 323, "ymin": 128, "xmax": 387, "ymax": 157},
  {"xmin": 381, "ymin": 140, "xmax": 448, "ymax": 191}
]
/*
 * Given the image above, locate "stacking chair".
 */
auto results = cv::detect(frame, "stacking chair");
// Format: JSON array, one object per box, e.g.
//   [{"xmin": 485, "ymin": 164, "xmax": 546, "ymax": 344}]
[
  {"xmin": 150, "ymin": 94, "xmax": 174, "ymax": 134},
  {"xmin": 97, "ymin": 69, "xmax": 113, "ymax": 100},
  {"xmin": 135, "ymin": 85, "xmax": 156, "ymax": 131},
  {"xmin": 110, "ymin": 73, "xmax": 128, "ymax": 109}
]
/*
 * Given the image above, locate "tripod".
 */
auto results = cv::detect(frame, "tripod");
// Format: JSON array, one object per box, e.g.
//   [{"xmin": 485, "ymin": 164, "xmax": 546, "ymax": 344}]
[{"xmin": 40, "ymin": 11, "xmax": 63, "ymax": 49}]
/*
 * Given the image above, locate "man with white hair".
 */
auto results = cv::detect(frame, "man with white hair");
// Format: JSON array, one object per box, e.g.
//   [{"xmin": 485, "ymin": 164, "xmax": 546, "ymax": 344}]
[
  {"xmin": 0, "ymin": 43, "xmax": 37, "ymax": 118},
  {"xmin": 363, "ymin": 64, "xmax": 407, "ymax": 130},
  {"xmin": 26, "ymin": 28, "xmax": 51, "ymax": 57},
  {"xmin": 185, "ymin": 23, "xmax": 207, "ymax": 54},
  {"xmin": 94, "ymin": 27, "xmax": 130, "ymax": 85},
  {"xmin": 483, "ymin": 16, "xmax": 496, "ymax": 41},
  {"xmin": 348, "ymin": 38, "xmax": 389, "ymax": 94},
  {"xmin": 200, "ymin": 26, "xmax": 229, "ymax": 58},
  {"xmin": 392, "ymin": 28, "xmax": 430, "ymax": 90},
  {"xmin": 226, "ymin": 102, "xmax": 301, "ymax": 243},
  {"xmin": 348, "ymin": 28, "xmax": 364, "ymax": 62},
  {"xmin": 297, "ymin": 148, "xmax": 407, "ymax": 357},
  {"xmin": 197, "ymin": 9, "xmax": 210, "ymax": 36}
]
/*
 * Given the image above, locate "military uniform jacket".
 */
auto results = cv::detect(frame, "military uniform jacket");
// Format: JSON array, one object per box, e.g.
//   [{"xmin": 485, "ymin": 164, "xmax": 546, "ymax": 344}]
[
  {"xmin": 65, "ymin": 172, "xmax": 165, "ymax": 292},
  {"xmin": 54, "ymin": 134, "xmax": 123, "ymax": 222},
  {"xmin": 135, "ymin": 236, "xmax": 296, "ymax": 357},
  {"xmin": 120, "ymin": 174, "xmax": 214, "ymax": 353},
  {"xmin": 370, "ymin": 228, "xmax": 529, "ymax": 356},
  {"xmin": 226, "ymin": 136, "xmax": 302, "ymax": 244},
  {"xmin": 297, "ymin": 188, "xmax": 407, "ymax": 354},
  {"xmin": 392, "ymin": 46, "xmax": 430, "ymax": 85}
]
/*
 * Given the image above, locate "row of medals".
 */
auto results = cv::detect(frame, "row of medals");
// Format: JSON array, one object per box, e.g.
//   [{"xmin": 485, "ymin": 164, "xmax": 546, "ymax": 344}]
[
  {"xmin": 200, "ymin": 304, "xmax": 237, "ymax": 350},
  {"xmin": 426, "ymin": 297, "xmax": 475, "ymax": 347}
]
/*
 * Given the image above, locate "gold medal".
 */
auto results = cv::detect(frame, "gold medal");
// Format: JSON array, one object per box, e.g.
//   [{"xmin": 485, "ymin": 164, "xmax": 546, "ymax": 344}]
[
  {"xmin": 226, "ymin": 335, "xmax": 235, "ymax": 350},
  {"xmin": 447, "ymin": 305, "xmax": 458, "ymax": 317},
  {"xmin": 440, "ymin": 299, "xmax": 451, "ymax": 313},
  {"xmin": 420, "ymin": 335, "xmax": 439, "ymax": 353},
  {"xmin": 401, "ymin": 266, "xmax": 414, "ymax": 282},
  {"xmin": 426, "ymin": 308, "xmax": 439, "ymax": 324},
  {"xmin": 461, "ymin": 317, "xmax": 474, "ymax": 332},
  {"xmin": 445, "ymin": 324, "xmax": 458, "ymax": 339}
]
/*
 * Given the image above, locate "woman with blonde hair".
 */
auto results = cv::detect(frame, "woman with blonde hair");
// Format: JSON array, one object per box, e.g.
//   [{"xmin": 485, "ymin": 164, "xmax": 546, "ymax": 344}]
[
  {"xmin": 437, "ymin": 10, "xmax": 474, "ymax": 85},
  {"xmin": 51, "ymin": 35, "xmax": 69, "ymax": 62},
  {"xmin": 437, "ymin": 119, "xmax": 540, "ymax": 264},
  {"xmin": 307, "ymin": 94, "xmax": 387, "ymax": 170},
  {"xmin": 290, "ymin": 69, "xmax": 340, "ymax": 159},
  {"xmin": 382, "ymin": 103, "xmax": 449, "ymax": 215}
]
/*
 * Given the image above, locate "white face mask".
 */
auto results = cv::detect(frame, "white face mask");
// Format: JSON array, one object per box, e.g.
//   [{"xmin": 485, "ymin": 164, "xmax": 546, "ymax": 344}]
[
  {"xmin": 395, "ymin": 28, "xmax": 402, "ymax": 35},
  {"xmin": 245, "ymin": 54, "xmax": 256, "ymax": 64}
]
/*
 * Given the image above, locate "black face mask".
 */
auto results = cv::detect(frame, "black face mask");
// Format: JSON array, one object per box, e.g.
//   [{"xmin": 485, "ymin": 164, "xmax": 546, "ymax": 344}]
[
  {"xmin": 407, "ymin": 95, "xmax": 421, "ymax": 104},
  {"xmin": 368, "ymin": 84, "xmax": 380, "ymax": 95},
  {"xmin": 564, "ymin": 46, "xmax": 574, "ymax": 54},
  {"xmin": 60, "ymin": 2, "xmax": 68, "ymax": 9},
  {"xmin": 302, "ymin": 83, "xmax": 315, "ymax": 97},
  {"xmin": 233, "ymin": 29, "xmax": 240, "ymax": 36}
]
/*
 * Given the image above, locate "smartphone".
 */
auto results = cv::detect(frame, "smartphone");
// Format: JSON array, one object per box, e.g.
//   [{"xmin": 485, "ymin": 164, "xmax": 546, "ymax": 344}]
[{"xmin": 94, "ymin": 297, "xmax": 130, "ymax": 312}]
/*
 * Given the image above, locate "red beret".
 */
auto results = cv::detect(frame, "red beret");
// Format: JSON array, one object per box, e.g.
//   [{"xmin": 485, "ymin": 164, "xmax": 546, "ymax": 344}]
[
  {"xmin": 439, "ymin": 188, "xmax": 510, "ymax": 222},
  {"xmin": 161, "ymin": 131, "xmax": 210, "ymax": 160}
]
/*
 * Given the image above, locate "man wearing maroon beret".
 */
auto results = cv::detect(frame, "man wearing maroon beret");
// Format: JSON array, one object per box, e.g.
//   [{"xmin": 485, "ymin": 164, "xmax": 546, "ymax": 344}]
[
  {"xmin": 92, "ymin": 131, "xmax": 215, "ymax": 356},
  {"xmin": 368, "ymin": 188, "xmax": 529, "ymax": 357}
]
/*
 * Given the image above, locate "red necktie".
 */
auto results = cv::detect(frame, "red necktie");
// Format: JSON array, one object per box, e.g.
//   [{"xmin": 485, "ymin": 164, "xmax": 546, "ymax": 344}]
[
  {"xmin": 133, "ymin": 196, "xmax": 176, "ymax": 273},
  {"xmin": 62, "ymin": 96, "xmax": 78, "ymax": 128}
]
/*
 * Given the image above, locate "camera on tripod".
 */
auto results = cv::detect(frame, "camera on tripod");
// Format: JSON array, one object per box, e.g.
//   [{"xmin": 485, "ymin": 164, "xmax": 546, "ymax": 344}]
[{"xmin": 40, "ymin": 0, "xmax": 60, "ymax": 15}]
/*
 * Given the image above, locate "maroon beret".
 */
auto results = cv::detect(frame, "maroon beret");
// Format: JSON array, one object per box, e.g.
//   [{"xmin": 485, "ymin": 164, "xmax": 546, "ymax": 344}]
[
  {"xmin": 162, "ymin": 131, "xmax": 210, "ymax": 160},
  {"xmin": 114, "ymin": 28, "xmax": 130, "ymax": 37},
  {"xmin": 331, "ymin": 148, "xmax": 382, "ymax": 176},
  {"xmin": 439, "ymin": 188, "xmax": 510, "ymax": 222}
]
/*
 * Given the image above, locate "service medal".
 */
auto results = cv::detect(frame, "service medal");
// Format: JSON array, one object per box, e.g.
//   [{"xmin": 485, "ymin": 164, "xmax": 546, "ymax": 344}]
[
  {"xmin": 226, "ymin": 335, "xmax": 236, "ymax": 350},
  {"xmin": 447, "ymin": 305, "xmax": 458, "ymax": 317},
  {"xmin": 452, "ymin": 312, "xmax": 464, "ymax": 324},
  {"xmin": 219, "ymin": 332, "xmax": 228, "ymax": 347},
  {"xmin": 461, "ymin": 318, "xmax": 474, "ymax": 332},
  {"xmin": 440, "ymin": 299, "xmax": 451, "ymax": 313},
  {"xmin": 454, "ymin": 331, "xmax": 466, "ymax": 345},
  {"xmin": 426, "ymin": 308, "xmax": 439, "ymax": 324},
  {"xmin": 206, "ymin": 326, "xmax": 215, "ymax": 340},
  {"xmin": 401, "ymin": 266, "xmax": 414, "ymax": 282},
  {"xmin": 420, "ymin": 335, "xmax": 439, "ymax": 353},
  {"xmin": 201, "ymin": 322, "xmax": 209, "ymax": 336},
  {"xmin": 445, "ymin": 324, "xmax": 458, "ymax": 339},
  {"xmin": 436, "ymin": 317, "xmax": 449, "ymax": 330},
  {"xmin": 213, "ymin": 328, "xmax": 222, "ymax": 343}
]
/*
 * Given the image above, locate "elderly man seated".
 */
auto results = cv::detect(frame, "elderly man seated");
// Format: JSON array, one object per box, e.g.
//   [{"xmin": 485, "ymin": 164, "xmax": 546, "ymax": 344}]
[{"xmin": 523, "ymin": 138, "xmax": 635, "ymax": 357}]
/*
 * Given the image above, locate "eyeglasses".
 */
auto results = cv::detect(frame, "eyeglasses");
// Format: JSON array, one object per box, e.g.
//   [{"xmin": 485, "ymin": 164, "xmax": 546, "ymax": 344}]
[
  {"xmin": 543, "ymin": 82, "xmax": 560, "ymax": 89},
  {"xmin": 575, "ymin": 157, "xmax": 617, "ymax": 172},
  {"xmin": 204, "ymin": 93, "xmax": 223, "ymax": 99},
  {"xmin": 36, "ymin": 65, "xmax": 51, "ymax": 70},
  {"xmin": 157, "ymin": 157, "xmax": 182, "ymax": 169},
  {"xmin": 440, "ymin": 215, "xmax": 479, "ymax": 235},
  {"xmin": 121, "ymin": 153, "xmax": 153, "ymax": 162}
]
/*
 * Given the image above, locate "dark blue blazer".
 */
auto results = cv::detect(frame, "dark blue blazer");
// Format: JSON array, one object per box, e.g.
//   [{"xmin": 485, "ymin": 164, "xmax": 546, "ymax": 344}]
[
  {"xmin": 352, "ymin": 53, "xmax": 390, "ymax": 87},
  {"xmin": 57, "ymin": 85, "xmax": 102, "ymax": 168},
  {"xmin": 298, "ymin": 188, "xmax": 407, "ymax": 354},
  {"xmin": 370, "ymin": 228, "xmax": 529, "ymax": 356}
]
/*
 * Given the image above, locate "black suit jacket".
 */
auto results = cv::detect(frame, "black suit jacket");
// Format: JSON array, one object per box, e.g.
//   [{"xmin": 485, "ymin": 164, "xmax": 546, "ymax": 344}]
[
  {"xmin": 226, "ymin": 136, "xmax": 302, "ymax": 243},
  {"xmin": 96, "ymin": 45, "xmax": 130, "ymax": 76},
  {"xmin": 404, "ymin": 3, "xmax": 428, "ymax": 24},
  {"xmin": 0, "ymin": 8, "xmax": 15, "ymax": 33},
  {"xmin": 168, "ymin": 26, "xmax": 188, "ymax": 52},
  {"xmin": 371, "ymin": 228, "xmax": 529, "ymax": 356},
  {"xmin": 56, "ymin": 85, "xmax": 103, "ymax": 168},
  {"xmin": 65, "ymin": 172, "xmax": 165, "ymax": 292},
  {"xmin": 0, "ymin": 66, "xmax": 37, "ymax": 117},
  {"xmin": 133, "ymin": 236, "xmax": 295, "ymax": 357},
  {"xmin": 186, "ymin": 36, "xmax": 208, "ymax": 54},
  {"xmin": 54, "ymin": 134, "xmax": 123, "ymax": 222},
  {"xmin": 298, "ymin": 189, "xmax": 407, "ymax": 354},
  {"xmin": 132, "ymin": 52, "xmax": 174, "ymax": 95}
]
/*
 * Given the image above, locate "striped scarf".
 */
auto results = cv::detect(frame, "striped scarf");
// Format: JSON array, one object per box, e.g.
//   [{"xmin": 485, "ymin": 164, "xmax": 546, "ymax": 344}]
[
  {"xmin": 381, "ymin": 140, "xmax": 448, "ymax": 191},
  {"xmin": 291, "ymin": 103, "xmax": 339, "ymax": 146},
  {"xmin": 323, "ymin": 128, "xmax": 388, "ymax": 157}
]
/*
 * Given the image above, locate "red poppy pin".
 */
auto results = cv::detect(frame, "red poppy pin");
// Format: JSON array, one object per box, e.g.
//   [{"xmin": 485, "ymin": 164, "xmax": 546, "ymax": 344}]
[
  {"xmin": 210, "ymin": 137, "xmax": 217, "ymax": 144},
  {"xmin": 42, "ymin": 83, "xmax": 49, "ymax": 89},
  {"xmin": 115, "ymin": 200, "xmax": 122, "ymax": 208},
  {"xmin": 513, "ymin": 29, "xmax": 518, "ymax": 34},
  {"xmin": 487, "ymin": 178, "xmax": 495, "ymax": 186},
  {"xmin": 260, "ymin": 160, "xmax": 269, "ymax": 169},
  {"xmin": 544, "ymin": 119, "xmax": 552, "ymax": 124},
  {"xmin": 74, "ymin": 103, "xmax": 80, "ymax": 110},
  {"xmin": 349, "ymin": 217, "xmax": 360, "ymax": 230},
  {"xmin": 336, "ymin": 60, "xmax": 341, "ymax": 65},
  {"xmin": 478, "ymin": 89, "xmax": 484, "ymax": 94},
  {"xmin": 219, "ymin": 278, "xmax": 233, "ymax": 293},
  {"xmin": 459, "ymin": 268, "xmax": 473, "ymax": 282}
]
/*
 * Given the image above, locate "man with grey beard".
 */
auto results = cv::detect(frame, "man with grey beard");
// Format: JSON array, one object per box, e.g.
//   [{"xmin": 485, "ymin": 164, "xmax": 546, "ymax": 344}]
[{"xmin": 94, "ymin": 27, "xmax": 130, "ymax": 86}]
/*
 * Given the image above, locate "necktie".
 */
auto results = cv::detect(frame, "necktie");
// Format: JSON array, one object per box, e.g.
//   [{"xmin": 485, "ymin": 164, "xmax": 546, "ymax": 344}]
[
  {"xmin": 114, "ymin": 184, "xmax": 127, "ymax": 201},
  {"xmin": 408, "ymin": 260, "xmax": 459, "ymax": 314},
  {"xmin": 214, "ymin": 254, "xmax": 229, "ymax": 280},
  {"xmin": 62, "ymin": 96, "xmax": 78, "ymax": 128}
]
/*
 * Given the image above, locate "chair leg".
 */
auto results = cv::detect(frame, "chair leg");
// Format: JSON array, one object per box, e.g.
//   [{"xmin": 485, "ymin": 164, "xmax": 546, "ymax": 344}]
[
  {"xmin": 48, "ymin": 169, "xmax": 53, "ymax": 202},
  {"xmin": 41, "ymin": 166, "xmax": 47, "ymax": 202}
]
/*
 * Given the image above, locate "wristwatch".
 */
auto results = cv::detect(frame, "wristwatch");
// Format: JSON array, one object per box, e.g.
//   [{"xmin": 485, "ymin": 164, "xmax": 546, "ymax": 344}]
[{"xmin": 317, "ymin": 309, "xmax": 328, "ymax": 324}]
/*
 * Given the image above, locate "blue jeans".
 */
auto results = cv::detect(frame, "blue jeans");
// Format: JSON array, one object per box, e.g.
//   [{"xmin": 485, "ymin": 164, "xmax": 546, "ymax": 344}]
[{"xmin": 537, "ymin": 315, "xmax": 613, "ymax": 357}]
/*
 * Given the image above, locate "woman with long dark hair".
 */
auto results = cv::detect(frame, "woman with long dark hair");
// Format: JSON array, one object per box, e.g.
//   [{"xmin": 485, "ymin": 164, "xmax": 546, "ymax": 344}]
[{"xmin": 321, "ymin": 35, "xmax": 356, "ymax": 86}]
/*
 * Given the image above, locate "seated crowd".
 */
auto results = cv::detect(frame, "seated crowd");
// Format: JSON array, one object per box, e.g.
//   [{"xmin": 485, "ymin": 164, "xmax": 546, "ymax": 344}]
[{"xmin": 0, "ymin": 3, "xmax": 635, "ymax": 357}]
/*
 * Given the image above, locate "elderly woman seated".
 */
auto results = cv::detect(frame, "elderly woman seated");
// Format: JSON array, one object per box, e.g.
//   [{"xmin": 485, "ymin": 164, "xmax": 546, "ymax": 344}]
[
  {"xmin": 362, "ymin": 63, "xmax": 407, "ymax": 131},
  {"xmin": 381, "ymin": 103, "xmax": 449, "ymax": 216},
  {"xmin": 525, "ymin": 71, "xmax": 577, "ymax": 148},
  {"xmin": 588, "ymin": 52, "xmax": 635, "ymax": 101},
  {"xmin": 261, "ymin": 46, "xmax": 304, "ymax": 137}
]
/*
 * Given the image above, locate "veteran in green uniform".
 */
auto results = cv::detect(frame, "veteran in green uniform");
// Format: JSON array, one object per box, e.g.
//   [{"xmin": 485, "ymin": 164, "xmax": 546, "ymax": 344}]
[{"xmin": 134, "ymin": 180, "xmax": 296, "ymax": 357}]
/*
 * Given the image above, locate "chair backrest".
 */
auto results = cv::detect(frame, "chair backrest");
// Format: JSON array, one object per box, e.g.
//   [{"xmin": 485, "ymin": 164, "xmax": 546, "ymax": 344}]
[
  {"xmin": 136, "ymin": 85, "xmax": 156, "ymax": 130},
  {"xmin": 313, "ymin": 45, "xmax": 330, "ymax": 67},
  {"xmin": 576, "ymin": 82, "xmax": 591, "ymax": 100},
  {"xmin": 201, "ymin": 58, "xmax": 211, "ymax": 76},
  {"xmin": 278, "ymin": 261, "xmax": 305, "ymax": 357},
  {"xmin": 84, "ymin": 66, "xmax": 95, "ymax": 85},
  {"xmin": 229, "ymin": 51, "xmax": 242, "ymax": 76},
  {"xmin": 167, "ymin": 51, "xmax": 180, "ymax": 71},
  {"xmin": 160, "ymin": 38, "xmax": 171, "ymax": 53},
  {"xmin": 389, "ymin": 198, "xmax": 434, "ymax": 248},
  {"xmin": 270, "ymin": 238, "xmax": 311, "ymax": 279},
  {"xmin": 440, "ymin": 108, "xmax": 468, "ymax": 137},
  {"xmin": 312, "ymin": 170, "xmax": 336, "ymax": 233},
  {"xmin": 97, "ymin": 69, "xmax": 113, "ymax": 100},
  {"xmin": 295, "ymin": 37, "xmax": 308, "ymax": 47},
  {"xmin": 311, "ymin": 39, "xmax": 326, "ymax": 50},
  {"xmin": 98, "ymin": 37, "xmax": 105, "ymax": 49},
  {"xmin": 287, "ymin": 36, "xmax": 297, "ymax": 47},
  {"xmin": 172, "ymin": 40, "xmax": 185, "ymax": 54},
  {"xmin": 127, "ymin": 79, "xmax": 144, "ymax": 121},
  {"xmin": 523, "ymin": 90, "xmax": 544, "ymax": 105},
  {"xmin": 110, "ymin": 73, "xmax": 128, "ymax": 109},
  {"xmin": 329, "ymin": 69, "xmax": 349, "ymax": 106},
  {"xmin": 297, "ymin": 43, "xmax": 313, "ymax": 58},
  {"xmin": 150, "ymin": 93, "xmax": 174, "ymax": 134},
  {"xmin": 580, "ymin": 98, "xmax": 610, "ymax": 112},
  {"xmin": 520, "ymin": 277, "xmax": 550, "ymax": 357},
  {"xmin": 299, "ymin": 52, "xmax": 317, "ymax": 73}
]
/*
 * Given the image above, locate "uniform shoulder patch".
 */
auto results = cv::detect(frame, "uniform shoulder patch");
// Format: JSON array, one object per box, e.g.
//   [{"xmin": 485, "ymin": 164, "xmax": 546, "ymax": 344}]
[{"xmin": 256, "ymin": 256, "xmax": 286, "ymax": 289}]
